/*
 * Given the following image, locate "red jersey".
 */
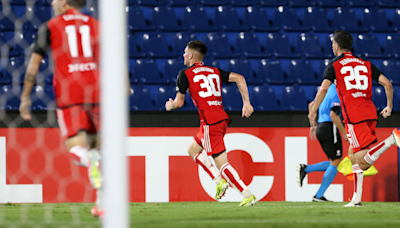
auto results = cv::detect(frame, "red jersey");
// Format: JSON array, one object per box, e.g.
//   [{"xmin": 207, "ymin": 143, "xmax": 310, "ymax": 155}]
[
  {"xmin": 323, "ymin": 53, "xmax": 382, "ymax": 124},
  {"xmin": 32, "ymin": 9, "xmax": 100, "ymax": 108},
  {"xmin": 176, "ymin": 63, "xmax": 231, "ymax": 125}
]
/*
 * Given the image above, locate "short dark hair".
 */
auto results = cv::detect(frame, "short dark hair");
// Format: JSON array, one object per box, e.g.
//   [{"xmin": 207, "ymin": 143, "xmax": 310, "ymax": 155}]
[
  {"xmin": 187, "ymin": 40, "xmax": 207, "ymax": 56},
  {"xmin": 333, "ymin": 30, "xmax": 353, "ymax": 51},
  {"xmin": 67, "ymin": 0, "xmax": 85, "ymax": 9}
]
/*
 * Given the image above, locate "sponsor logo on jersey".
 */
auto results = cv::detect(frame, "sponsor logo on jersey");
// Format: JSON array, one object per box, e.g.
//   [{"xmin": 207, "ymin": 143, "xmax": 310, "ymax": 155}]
[
  {"xmin": 351, "ymin": 92, "xmax": 367, "ymax": 98},
  {"xmin": 333, "ymin": 102, "xmax": 340, "ymax": 106},
  {"xmin": 68, "ymin": 62, "xmax": 97, "ymax": 73},
  {"xmin": 207, "ymin": 100, "xmax": 222, "ymax": 106}
]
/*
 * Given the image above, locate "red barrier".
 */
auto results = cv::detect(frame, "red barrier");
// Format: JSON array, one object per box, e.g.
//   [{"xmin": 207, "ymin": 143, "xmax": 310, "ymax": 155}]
[{"xmin": 1, "ymin": 127, "xmax": 397, "ymax": 203}]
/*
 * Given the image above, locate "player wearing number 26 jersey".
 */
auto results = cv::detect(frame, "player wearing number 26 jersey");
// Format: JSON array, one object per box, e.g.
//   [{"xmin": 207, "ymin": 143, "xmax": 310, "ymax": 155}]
[
  {"xmin": 309, "ymin": 30, "xmax": 400, "ymax": 207},
  {"xmin": 19, "ymin": 0, "xmax": 103, "ymax": 218},
  {"xmin": 166, "ymin": 40, "xmax": 257, "ymax": 206}
]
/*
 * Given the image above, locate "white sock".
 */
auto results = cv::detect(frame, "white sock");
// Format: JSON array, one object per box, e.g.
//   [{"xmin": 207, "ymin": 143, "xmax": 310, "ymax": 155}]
[
  {"xmin": 364, "ymin": 136, "xmax": 394, "ymax": 164},
  {"xmin": 96, "ymin": 188, "xmax": 103, "ymax": 211},
  {"xmin": 220, "ymin": 163, "xmax": 252, "ymax": 198},
  {"xmin": 69, "ymin": 146, "xmax": 89, "ymax": 167},
  {"xmin": 194, "ymin": 152, "xmax": 222, "ymax": 185},
  {"xmin": 351, "ymin": 164, "xmax": 364, "ymax": 204}
]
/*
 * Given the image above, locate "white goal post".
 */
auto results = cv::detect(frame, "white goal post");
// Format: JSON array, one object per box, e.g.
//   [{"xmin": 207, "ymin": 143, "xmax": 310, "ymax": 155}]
[{"xmin": 100, "ymin": 0, "xmax": 129, "ymax": 227}]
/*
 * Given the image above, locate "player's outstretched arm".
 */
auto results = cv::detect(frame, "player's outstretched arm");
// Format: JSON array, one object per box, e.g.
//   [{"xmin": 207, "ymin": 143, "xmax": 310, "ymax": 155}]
[
  {"xmin": 378, "ymin": 74, "xmax": 393, "ymax": 118},
  {"xmin": 228, "ymin": 72, "xmax": 253, "ymax": 118},
  {"xmin": 308, "ymin": 79, "xmax": 331, "ymax": 126},
  {"xmin": 19, "ymin": 53, "xmax": 43, "ymax": 121},
  {"xmin": 165, "ymin": 92, "xmax": 185, "ymax": 111}
]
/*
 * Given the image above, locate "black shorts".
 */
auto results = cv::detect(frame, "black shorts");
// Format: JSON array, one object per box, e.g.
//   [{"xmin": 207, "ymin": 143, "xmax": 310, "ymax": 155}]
[{"xmin": 316, "ymin": 122, "xmax": 342, "ymax": 160}]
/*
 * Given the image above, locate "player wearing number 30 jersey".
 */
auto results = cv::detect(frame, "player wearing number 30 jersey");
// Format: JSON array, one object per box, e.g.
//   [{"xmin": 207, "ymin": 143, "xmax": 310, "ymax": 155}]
[
  {"xmin": 19, "ymin": 0, "xmax": 103, "ymax": 218},
  {"xmin": 165, "ymin": 40, "xmax": 256, "ymax": 206},
  {"xmin": 309, "ymin": 30, "xmax": 400, "ymax": 207}
]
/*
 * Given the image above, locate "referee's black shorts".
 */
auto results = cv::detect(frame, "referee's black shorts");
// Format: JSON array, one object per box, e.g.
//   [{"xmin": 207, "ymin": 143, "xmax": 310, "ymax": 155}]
[{"xmin": 316, "ymin": 122, "xmax": 342, "ymax": 160}]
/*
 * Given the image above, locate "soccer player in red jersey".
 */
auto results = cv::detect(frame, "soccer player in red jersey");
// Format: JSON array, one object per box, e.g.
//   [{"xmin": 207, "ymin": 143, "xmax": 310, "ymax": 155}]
[
  {"xmin": 165, "ymin": 40, "xmax": 256, "ymax": 206},
  {"xmin": 309, "ymin": 30, "xmax": 400, "ymax": 207},
  {"xmin": 19, "ymin": 0, "xmax": 103, "ymax": 217}
]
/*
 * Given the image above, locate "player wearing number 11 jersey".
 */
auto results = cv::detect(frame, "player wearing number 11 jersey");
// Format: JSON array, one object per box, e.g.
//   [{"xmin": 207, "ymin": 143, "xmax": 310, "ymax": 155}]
[
  {"xmin": 165, "ymin": 40, "xmax": 256, "ymax": 206},
  {"xmin": 19, "ymin": 0, "xmax": 103, "ymax": 217},
  {"xmin": 309, "ymin": 30, "xmax": 400, "ymax": 207}
]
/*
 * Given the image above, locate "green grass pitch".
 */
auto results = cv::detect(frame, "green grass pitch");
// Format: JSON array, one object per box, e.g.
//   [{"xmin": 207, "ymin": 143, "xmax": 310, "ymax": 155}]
[{"xmin": 1, "ymin": 201, "xmax": 400, "ymax": 228}]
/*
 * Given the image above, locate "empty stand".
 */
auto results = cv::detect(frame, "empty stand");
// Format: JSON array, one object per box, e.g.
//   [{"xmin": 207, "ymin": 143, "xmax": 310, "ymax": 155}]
[
  {"xmin": 243, "ymin": 6, "xmax": 279, "ymax": 32},
  {"xmin": 281, "ymin": 86, "xmax": 308, "ymax": 111},
  {"xmin": 129, "ymin": 86, "xmax": 154, "ymax": 110},
  {"xmin": 152, "ymin": 6, "xmax": 185, "ymax": 32},
  {"xmin": 205, "ymin": 32, "xmax": 240, "ymax": 58},
  {"xmin": 251, "ymin": 86, "xmax": 281, "ymax": 111},
  {"xmin": 227, "ymin": 59, "xmax": 262, "ymax": 84},
  {"xmin": 265, "ymin": 33, "xmax": 301, "ymax": 58},
  {"xmin": 131, "ymin": 59, "xmax": 167, "ymax": 84},
  {"xmin": 235, "ymin": 32, "xmax": 266, "ymax": 58},
  {"xmin": 214, "ymin": 6, "xmax": 249, "ymax": 32},
  {"xmin": 288, "ymin": 59, "xmax": 320, "ymax": 85}
]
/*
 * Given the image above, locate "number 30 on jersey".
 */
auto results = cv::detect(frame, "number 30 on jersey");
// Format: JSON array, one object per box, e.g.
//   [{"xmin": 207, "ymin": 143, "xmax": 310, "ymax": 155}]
[{"xmin": 193, "ymin": 74, "xmax": 221, "ymax": 98}]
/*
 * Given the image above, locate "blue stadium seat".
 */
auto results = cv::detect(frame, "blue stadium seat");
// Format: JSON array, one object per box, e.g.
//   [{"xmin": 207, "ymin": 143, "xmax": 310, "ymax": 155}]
[
  {"xmin": 173, "ymin": 32, "xmax": 197, "ymax": 54},
  {"xmin": 182, "ymin": 95, "xmax": 197, "ymax": 111},
  {"xmin": 362, "ymin": 7, "xmax": 396, "ymax": 33},
  {"xmin": 26, "ymin": 5, "xmax": 51, "ymax": 27},
  {"xmin": 265, "ymin": 33, "xmax": 301, "ymax": 59},
  {"xmin": 378, "ymin": 0, "xmax": 400, "ymax": 7},
  {"xmin": 243, "ymin": 6, "xmax": 279, "ymax": 32},
  {"xmin": 227, "ymin": 59, "xmax": 262, "ymax": 84},
  {"xmin": 2, "ymin": 57, "xmax": 26, "ymax": 85},
  {"xmin": 319, "ymin": 59, "xmax": 330, "ymax": 77},
  {"xmin": 214, "ymin": 6, "xmax": 249, "ymax": 32},
  {"xmin": 274, "ymin": 6, "xmax": 309, "ymax": 32},
  {"xmin": 288, "ymin": 0, "xmax": 315, "ymax": 7},
  {"xmin": 36, "ymin": 58, "xmax": 51, "ymax": 85},
  {"xmin": 129, "ymin": 86, "xmax": 154, "ymax": 110},
  {"xmin": 251, "ymin": 86, "xmax": 281, "ymax": 111},
  {"xmin": 154, "ymin": 86, "xmax": 176, "ymax": 110},
  {"xmin": 81, "ymin": 5, "xmax": 98, "ymax": 19},
  {"xmin": 230, "ymin": 0, "xmax": 259, "ymax": 6},
  {"xmin": 354, "ymin": 34, "xmax": 390, "ymax": 59},
  {"xmin": 235, "ymin": 32, "xmax": 267, "ymax": 58},
  {"xmin": 281, "ymin": 86, "xmax": 308, "ymax": 111},
  {"xmin": 332, "ymin": 7, "xmax": 368, "ymax": 33},
  {"xmin": 9, "ymin": 0, "xmax": 27, "ymax": 5},
  {"xmin": 288, "ymin": 59, "xmax": 320, "ymax": 85},
  {"xmin": 152, "ymin": 6, "xmax": 185, "ymax": 31},
  {"xmin": 324, "ymin": 33, "xmax": 334, "ymax": 55},
  {"xmin": 132, "ymin": 59, "xmax": 167, "ymax": 84},
  {"xmin": 302, "ymin": 7, "xmax": 333, "ymax": 32},
  {"xmin": 393, "ymin": 9, "xmax": 400, "ymax": 30},
  {"xmin": 348, "ymin": 0, "xmax": 375, "ymax": 7},
  {"xmin": 167, "ymin": 0, "xmax": 197, "ymax": 6},
  {"xmin": 222, "ymin": 86, "xmax": 242, "ymax": 111},
  {"xmin": 203, "ymin": 59, "xmax": 220, "ymax": 68},
  {"xmin": 35, "ymin": 0, "xmax": 52, "ymax": 6},
  {"xmin": 127, "ymin": 6, "xmax": 155, "ymax": 32},
  {"xmin": 385, "ymin": 34, "xmax": 400, "ymax": 58},
  {"xmin": 128, "ymin": 33, "xmax": 146, "ymax": 58},
  {"xmin": 182, "ymin": 6, "xmax": 218, "ymax": 32},
  {"xmin": 200, "ymin": 0, "xmax": 229, "ymax": 6},
  {"xmin": 140, "ymin": 32, "xmax": 177, "ymax": 58},
  {"xmin": 45, "ymin": 75, "xmax": 53, "ymax": 85},
  {"xmin": 31, "ymin": 85, "xmax": 55, "ymax": 110},
  {"xmin": 259, "ymin": 0, "xmax": 284, "ymax": 6},
  {"xmin": 372, "ymin": 86, "xmax": 387, "ymax": 111},
  {"xmin": 380, "ymin": 60, "xmax": 400, "ymax": 85},
  {"xmin": 8, "ymin": 31, "xmax": 37, "ymax": 57},
  {"xmin": 258, "ymin": 59, "xmax": 293, "ymax": 85},
  {"xmin": 0, "ymin": 15, "xmax": 15, "ymax": 31},
  {"xmin": 135, "ymin": 0, "xmax": 165, "ymax": 6},
  {"xmin": 318, "ymin": 0, "xmax": 345, "ymax": 7},
  {"xmin": 163, "ymin": 59, "xmax": 185, "ymax": 84},
  {"xmin": 296, "ymin": 33, "xmax": 330, "ymax": 59},
  {"xmin": 205, "ymin": 32, "xmax": 240, "ymax": 58},
  {"xmin": 2, "ymin": 85, "xmax": 21, "ymax": 110}
]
